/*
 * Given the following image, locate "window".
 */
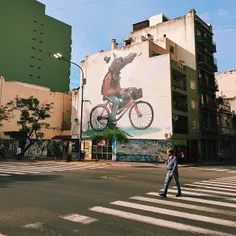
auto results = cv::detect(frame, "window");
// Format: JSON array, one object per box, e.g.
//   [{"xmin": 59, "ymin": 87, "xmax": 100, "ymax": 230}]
[
  {"xmin": 34, "ymin": 20, "xmax": 37, "ymax": 23},
  {"xmin": 33, "ymin": 29, "xmax": 37, "ymax": 32},
  {"xmin": 30, "ymin": 65, "xmax": 34, "ymax": 68},
  {"xmin": 31, "ymin": 56, "xmax": 35, "ymax": 59},
  {"xmin": 39, "ymin": 49, "xmax": 43, "ymax": 52},
  {"xmin": 191, "ymin": 100, "xmax": 196, "ymax": 109},
  {"xmin": 170, "ymin": 46, "xmax": 174, "ymax": 54},
  {"xmin": 29, "ymin": 74, "xmax": 33, "ymax": 77},
  {"xmin": 192, "ymin": 121, "xmax": 197, "ymax": 130},
  {"xmin": 32, "ymin": 38, "xmax": 36, "ymax": 41},
  {"xmin": 190, "ymin": 80, "xmax": 195, "ymax": 89},
  {"xmin": 40, "ymin": 32, "xmax": 44, "ymax": 35},
  {"xmin": 40, "ymin": 41, "xmax": 43, "ymax": 43}
]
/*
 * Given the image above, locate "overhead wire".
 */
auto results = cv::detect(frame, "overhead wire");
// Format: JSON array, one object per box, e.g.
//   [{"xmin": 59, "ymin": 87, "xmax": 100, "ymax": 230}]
[{"xmin": 47, "ymin": 0, "xmax": 103, "ymax": 12}]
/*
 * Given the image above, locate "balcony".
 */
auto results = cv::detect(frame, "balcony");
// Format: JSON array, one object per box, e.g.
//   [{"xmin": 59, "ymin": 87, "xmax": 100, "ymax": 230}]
[
  {"xmin": 200, "ymin": 102, "xmax": 217, "ymax": 111},
  {"xmin": 172, "ymin": 77, "xmax": 187, "ymax": 91},
  {"xmin": 196, "ymin": 35, "xmax": 216, "ymax": 53},
  {"xmin": 198, "ymin": 56, "xmax": 218, "ymax": 72},
  {"xmin": 199, "ymin": 77, "xmax": 218, "ymax": 92},
  {"xmin": 218, "ymin": 127, "xmax": 236, "ymax": 136},
  {"xmin": 171, "ymin": 60, "xmax": 186, "ymax": 74},
  {"xmin": 173, "ymin": 92, "xmax": 188, "ymax": 112},
  {"xmin": 201, "ymin": 125, "xmax": 218, "ymax": 133}
]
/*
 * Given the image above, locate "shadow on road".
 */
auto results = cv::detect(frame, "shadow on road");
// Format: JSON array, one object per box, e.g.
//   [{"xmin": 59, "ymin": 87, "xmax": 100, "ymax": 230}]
[{"xmin": 0, "ymin": 175, "xmax": 61, "ymax": 188}]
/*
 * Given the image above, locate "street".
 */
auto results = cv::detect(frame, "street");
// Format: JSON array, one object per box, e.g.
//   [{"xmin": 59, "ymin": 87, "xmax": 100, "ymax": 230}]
[{"xmin": 0, "ymin": 162, "xmax": 236, "ymax": 236}]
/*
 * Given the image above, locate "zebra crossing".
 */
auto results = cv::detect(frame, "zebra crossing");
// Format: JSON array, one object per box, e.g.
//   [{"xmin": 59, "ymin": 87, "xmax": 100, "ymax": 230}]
[
  {"xmin": 0, "ymin": 162, "xmax": 108, "ymax": 177},
  {"xmin": 188, "ymin": 166, "xmax": 236, "ymax": 174},
  {"xmin": 1, "ymin": 175, "xmax": 236, "ymax": 235},
  {"xmin": 87, "ymin": 175, "xmax": 236, "ymax": 235}
]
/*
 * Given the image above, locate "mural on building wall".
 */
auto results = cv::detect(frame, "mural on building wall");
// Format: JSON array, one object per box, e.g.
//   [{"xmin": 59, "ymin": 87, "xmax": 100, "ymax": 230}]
[
  {"xmin": 24, "ymin": 140, "xmax": 48, "ymax": 159},
  {"xmin": 90, "ymin": 52, "xmax": 154, "ymax": 130},
  {"xmin": 116, "ymin": 139, "xmax": 172, "ymax": 162},
  {"xmin": 83, "ymin": 48, "xmax": 172, "ymax": 139}
]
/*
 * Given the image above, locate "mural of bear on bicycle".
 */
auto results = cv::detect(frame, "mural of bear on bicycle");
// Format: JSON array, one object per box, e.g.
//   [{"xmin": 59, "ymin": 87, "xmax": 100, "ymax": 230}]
[{"xmin": 89, "ymin": 52, "xmax": 154, "ymax": 131}]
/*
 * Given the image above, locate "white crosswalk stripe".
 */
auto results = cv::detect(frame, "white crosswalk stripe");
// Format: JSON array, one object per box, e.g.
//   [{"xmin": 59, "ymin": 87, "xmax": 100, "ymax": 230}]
[
  {"xmin": 188, "ymin": 167, "xmax": 236, "ymax": 174},
  {"xmin": 88, "ymin": 175, "xmax": 236, "ymax": 235},
  {"xmin": 0, "ymin": 162, "xmax": 108, "ymax": 177}
]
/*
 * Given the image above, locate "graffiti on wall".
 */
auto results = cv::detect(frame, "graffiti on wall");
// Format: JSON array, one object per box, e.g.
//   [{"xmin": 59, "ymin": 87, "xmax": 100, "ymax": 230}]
[
  {"xmin": 90, "ymin": 52, "xmax": 154, "ymax": 131},
  {"xmin": 83, "ymin": 47, "xmax": 172, "ymax": 140},
  {"xmin": 24, "ymin": 140, "xmax": 48, "ymax": 159},
  {"xmin": 116, "ymin": 139, "xmax": 172, "ymax": 162}
]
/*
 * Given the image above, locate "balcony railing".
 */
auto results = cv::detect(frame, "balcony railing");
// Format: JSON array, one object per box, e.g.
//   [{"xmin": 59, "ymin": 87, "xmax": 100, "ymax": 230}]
[
  {"xmin": 218, "ymin": 127, "xmax": 236, "ymax": 136},
  {"xmin": 172, "ymin": 79, "xmax": 187, "ymax": 90},
  {"xmin": 198, "ymin": 56, "xmax": 218, "ymax": 72},
  {"xmin": 200, "ymin": 102, "xmax": 217, "ymax": 110},
  {"xmin": 196, "ymin": 35, "xmax": 216, "ymax": 53},
  {"xmin": 199, "ymin": 77, "xmax": 218, "ymax": 91},
  {"xmin": 171, "ymin": 60, "xmax": 186, "ymax": 74}
]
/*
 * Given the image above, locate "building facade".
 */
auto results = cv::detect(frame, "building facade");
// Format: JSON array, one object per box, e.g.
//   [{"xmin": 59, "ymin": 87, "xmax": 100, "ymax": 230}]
[
  {"xmin": 121, "ymin": 9, "xmax": 218, "ymax": 161},
  {"xmin": 79, "ymin": 33, "xmax": 200, "ymax": 161},
  {"xmin": 0, "ymin": 0, "xmax": 72, "ymax": 93},
  {"xmin": 216, "ymin": 97, "xmax": 236, "ymax": 161},
  {"xmin": 0, "ymin": 76, "xmax": 72, "ymax": 140}
]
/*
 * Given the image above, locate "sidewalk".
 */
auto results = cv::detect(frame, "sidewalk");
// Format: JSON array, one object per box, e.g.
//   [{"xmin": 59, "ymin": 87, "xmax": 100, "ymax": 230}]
[{"xmin": 2, "ymin": 158, "xmax": 236, "ymax": 168}]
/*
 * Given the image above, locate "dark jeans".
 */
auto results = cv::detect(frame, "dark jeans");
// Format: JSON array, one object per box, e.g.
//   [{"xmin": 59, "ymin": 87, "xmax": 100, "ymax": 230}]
[{"xmin": 163, "ymin": 169, "xmax": 181, "ymax": 196}]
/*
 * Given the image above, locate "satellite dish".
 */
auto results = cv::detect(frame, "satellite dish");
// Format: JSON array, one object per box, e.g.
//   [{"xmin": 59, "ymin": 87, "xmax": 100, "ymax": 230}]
[{"xmin": 173, "ymin": 115, "xmax": 179, "ymax": 121}]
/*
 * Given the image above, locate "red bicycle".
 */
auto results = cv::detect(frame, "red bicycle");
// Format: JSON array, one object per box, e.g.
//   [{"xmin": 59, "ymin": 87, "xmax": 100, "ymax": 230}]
[{"xmin": 89, "ymin": 88, "xmax": 154, "ymax": 131}]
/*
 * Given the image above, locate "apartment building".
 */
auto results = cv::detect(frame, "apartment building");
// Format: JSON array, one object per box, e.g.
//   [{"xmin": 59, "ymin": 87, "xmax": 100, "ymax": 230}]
[
  {"xmin": 121, "ymin": 9, "xmax": 218, "ymax": 161},
  {"xmin": 0, "ymin": 0, "xmax": 72, "ymax": 93}
]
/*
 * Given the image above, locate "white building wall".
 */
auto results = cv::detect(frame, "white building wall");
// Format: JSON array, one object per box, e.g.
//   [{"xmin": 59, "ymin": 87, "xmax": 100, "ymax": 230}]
[{"xmin": 129, "ymin": 10, "xmax": 196, "ymax": 69}]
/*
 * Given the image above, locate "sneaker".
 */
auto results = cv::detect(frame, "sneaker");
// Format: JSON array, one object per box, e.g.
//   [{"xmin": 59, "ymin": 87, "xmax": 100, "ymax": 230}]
[
  {"xmin": 176, "ymin": 193, "xmax": 182, "ymax": 197},
  {"xmin": 159, "ymin": 193, "xmax": 166, "ymax": 198}
]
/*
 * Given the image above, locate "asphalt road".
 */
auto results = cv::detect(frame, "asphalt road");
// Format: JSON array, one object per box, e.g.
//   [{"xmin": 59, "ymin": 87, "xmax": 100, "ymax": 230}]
[{"xmin": 0, "ymin": 163, "xmax": 236, "ymax": 236}]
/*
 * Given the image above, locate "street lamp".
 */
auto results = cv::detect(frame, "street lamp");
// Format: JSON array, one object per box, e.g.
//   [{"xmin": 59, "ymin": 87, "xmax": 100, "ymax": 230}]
[{"xmin": 51, "ymin": 52, "xmax": 86, "ymax": 160}]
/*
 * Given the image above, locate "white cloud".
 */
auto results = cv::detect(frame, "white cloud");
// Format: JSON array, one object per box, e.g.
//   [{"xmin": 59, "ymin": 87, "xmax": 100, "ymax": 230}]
[
  {"xmin": 199, "ymin": 12, "xmax": 210, "ymax": 22},
  {"xmin": 217, "ymin": 9, "xmax": 229, "ymax": 16}
]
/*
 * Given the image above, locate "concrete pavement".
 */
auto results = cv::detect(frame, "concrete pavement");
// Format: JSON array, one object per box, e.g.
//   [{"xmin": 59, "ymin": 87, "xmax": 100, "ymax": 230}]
[{"xmin": 1, "ymin": 164, "xmax": 236, "ymax": 235}]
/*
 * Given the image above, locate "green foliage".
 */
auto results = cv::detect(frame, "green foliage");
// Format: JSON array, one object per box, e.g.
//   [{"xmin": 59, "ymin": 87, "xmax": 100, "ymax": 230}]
[
  {"xmin": 6, "ymin": 96, "xmax": 54, "ymax": 155},
  {"xmin": 0, "ymin": 105, "xmax": 11, "ymax": 126},
  {"xmin": 47, "ymin": 140, "xmax": 63, "ymax": 157},
  {"xmin": 90, "ymin": 128, "xmax": 129, "ymax": 144}
]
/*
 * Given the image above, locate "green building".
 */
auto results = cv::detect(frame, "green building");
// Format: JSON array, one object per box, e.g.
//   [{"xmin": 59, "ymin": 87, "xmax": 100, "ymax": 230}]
[{"xmin": 0, "ymin": 0, "xmax": 72, "ymax": 93}]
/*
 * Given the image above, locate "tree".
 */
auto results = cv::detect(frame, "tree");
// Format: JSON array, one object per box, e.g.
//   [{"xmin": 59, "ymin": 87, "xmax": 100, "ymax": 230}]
[
  {"xmin": 7, "ymin": 96, "xmax": 53, "ymax": 157},
  {"xmin": 90, "ymin": 128, "xmax": 129, "ymax": 144},
  {"xmin": 0, "ymin": 105, "xmax": 11, "ymax": 126}
]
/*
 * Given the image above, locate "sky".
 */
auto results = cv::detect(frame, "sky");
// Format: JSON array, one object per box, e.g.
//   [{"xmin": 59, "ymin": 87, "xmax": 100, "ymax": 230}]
[{"xmin": 38, "ymin": 0, "xmax": 236, "ymax": 89}]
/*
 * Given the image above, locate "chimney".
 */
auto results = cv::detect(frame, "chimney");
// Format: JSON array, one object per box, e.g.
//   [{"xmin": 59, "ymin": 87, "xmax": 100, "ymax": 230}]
[{"xmin": 111, "ymin": 39, "xmax": 118, "ymax": 50}]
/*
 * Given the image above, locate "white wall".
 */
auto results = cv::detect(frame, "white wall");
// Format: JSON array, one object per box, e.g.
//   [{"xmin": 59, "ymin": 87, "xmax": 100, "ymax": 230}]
[
  {"xmin": 81, "ymin": 42, "xmax": 172, "ymax": 139},
  {"xmin": 216, "ymin": 71, "xmax": 236, "ymax": 98},
  {"xmin": 130, "ymin": 10, "xmax": 196, "ymax": 69}
]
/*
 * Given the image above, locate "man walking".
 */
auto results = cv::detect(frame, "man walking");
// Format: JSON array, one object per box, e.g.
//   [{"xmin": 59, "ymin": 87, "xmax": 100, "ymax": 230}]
[{"xmin": 159, "ymin": 149, "xmax": 182, "ymax": 197}]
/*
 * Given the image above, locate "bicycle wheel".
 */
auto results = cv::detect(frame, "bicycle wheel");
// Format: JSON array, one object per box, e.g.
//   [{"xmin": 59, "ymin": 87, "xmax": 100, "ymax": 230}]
[
  {"xmin": 90, "ymin": 105, "xmax": 109, "ymax": 131},
  {"xmin": 129, "ymin": 101, "xmax": 154, "ymax": 130}
]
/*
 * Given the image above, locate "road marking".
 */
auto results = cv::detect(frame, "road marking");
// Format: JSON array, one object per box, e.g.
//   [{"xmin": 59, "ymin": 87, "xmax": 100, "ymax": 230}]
[
  {"xmin": 130, "ymin": 196, "xmax": 236, "ymax": 216},
  {"xmin": 111, "ymin": 200, "xmax": 236, "ymax": 228},
  {"xmin": 0, "ymin": 170, "xmax": 27, "ymax": 175},
  {"xmin": 193, "ymin": 181, "xmax": 236, "ymax": 189},
  {"xmin": 90, "ymin": 206, "xmax": 234, "ymax": 236},
  {"xmin": 59, "ymin": 214, "xmax": 98, "ymax": 224},
  {"xmin": 177, "ymin": 187, "xmax": 236, "ymax": 197},
  {"xmin": 204, "ymin": 168, "xmax": 231, "ymax": 172},
  {"xmin": 185, "ymin": 183, "xmax": 236, "ymax": 192},
  {"xmin": 23, "ymin": 222, "xmax": 43, "ymax": 230},
  {"xmin": 201, "ymin": 181, "xmax": 236, "ymax": 186},
  {"xmin": 0, "ymin": 173, "xmax": 11, "ymax": 176},
  {"xmin": 146, "ymin": 192, "xmax": 236, "ymax": 208}
]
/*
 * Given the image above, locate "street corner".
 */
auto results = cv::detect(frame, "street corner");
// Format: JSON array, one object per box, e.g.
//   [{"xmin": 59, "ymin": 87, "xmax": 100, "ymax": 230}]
[{"xmin": 68, "ymin": 161, "xmax": 110, "ymax": 167}]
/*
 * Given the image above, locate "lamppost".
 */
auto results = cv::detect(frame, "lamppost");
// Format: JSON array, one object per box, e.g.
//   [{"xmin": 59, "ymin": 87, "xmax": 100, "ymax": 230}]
[{"xmin": 51, "ymin": 52, "xmax": 86, "ymax": 160}]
